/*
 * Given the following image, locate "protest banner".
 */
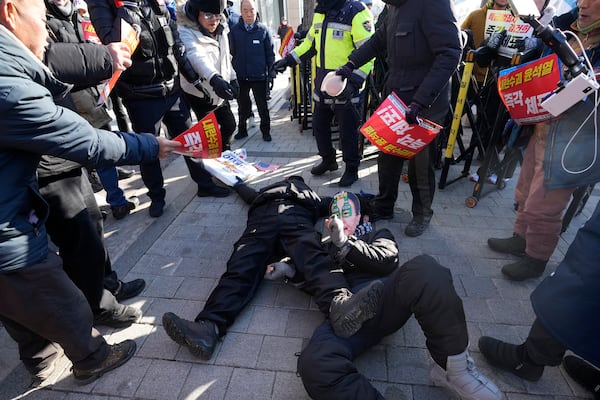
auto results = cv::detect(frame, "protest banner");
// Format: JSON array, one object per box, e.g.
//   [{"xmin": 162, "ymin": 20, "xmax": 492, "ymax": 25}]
[
  {"xmin": 203, "ymin": 150, "xmax": 259, "ymax": 186},
  {"xmin": 497, "ymin": 53, "xmax": 561, "ymax": 124},
  {"xmin": 278, "ymin": 28, "xmax": 295, "ymax": 57},
  {"xmin": 360, "ymin": 93, "xmax": 442, "ymax": 159},
  {"xmin": 483, "ymin": 9, "xmax": 534, "ymax": 58},
  {"xmin": 172, "ymin": 111, "xmax": 222, "ymax": 158},
  {"xmin": 97, "ymin": 20, "xmax": 139, "ymax": 106}
]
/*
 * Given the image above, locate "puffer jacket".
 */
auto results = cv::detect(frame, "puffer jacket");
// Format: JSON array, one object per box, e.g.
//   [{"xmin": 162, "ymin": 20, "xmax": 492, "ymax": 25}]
[
  {"xmin": 229, "ymin": 18, "xmax": 275, "ymax": 81},
  {"xmin": 349, "ymin": 0, "xmax": 461, "ymax": 119},
  {"xmin": 176, "ymin": 2, "xmax": 236, "ymax": 106},
  {"xmin": 0, "ymin": 25, "xmax": 159, "ymax": 272}
]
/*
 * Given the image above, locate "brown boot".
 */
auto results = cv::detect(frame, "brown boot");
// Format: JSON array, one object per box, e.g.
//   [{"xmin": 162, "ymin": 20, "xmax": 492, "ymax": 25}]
[{"xmin": 72, "ymin": 340, "xmax": 136, "ymax": 385}]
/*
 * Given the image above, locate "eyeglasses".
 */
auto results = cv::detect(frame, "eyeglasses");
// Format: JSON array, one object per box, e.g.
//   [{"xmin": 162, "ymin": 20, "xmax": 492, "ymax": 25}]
[{"xmin": 203, "ymin": 12, "xmax": 222, "ymax": 20}]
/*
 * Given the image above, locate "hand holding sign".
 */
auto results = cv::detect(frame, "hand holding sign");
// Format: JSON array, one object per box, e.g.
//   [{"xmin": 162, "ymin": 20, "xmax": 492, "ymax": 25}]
[
  {"xmin": 171, "ymin": 111, "xmax": 222, "ymax": 158},
  {"xmin": 360, "ymin": 93, "xmax": 441, "ymax": 159}
]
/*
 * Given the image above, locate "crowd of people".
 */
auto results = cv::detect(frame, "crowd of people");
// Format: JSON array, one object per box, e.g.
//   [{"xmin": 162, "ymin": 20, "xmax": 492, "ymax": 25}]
[{"xmin": 1, "ymin": 0, "xmax": 599, "ymax": 398}]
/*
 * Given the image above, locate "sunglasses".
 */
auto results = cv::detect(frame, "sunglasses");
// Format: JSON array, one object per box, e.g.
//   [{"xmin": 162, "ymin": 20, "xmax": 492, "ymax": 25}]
[{"xmin": 203, "ymin": 12, "xmax": 222, "ymax": 20}]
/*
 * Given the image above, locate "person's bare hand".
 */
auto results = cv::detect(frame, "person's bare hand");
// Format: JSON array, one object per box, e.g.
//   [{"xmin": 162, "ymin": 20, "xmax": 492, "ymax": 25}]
[
  {"xmin": 106, "ymin": 42, "xmax": 132, "ymax": 71},
  {"xmin": 156, "ymin": 137, "xmax": 181, "ymax": 159}
]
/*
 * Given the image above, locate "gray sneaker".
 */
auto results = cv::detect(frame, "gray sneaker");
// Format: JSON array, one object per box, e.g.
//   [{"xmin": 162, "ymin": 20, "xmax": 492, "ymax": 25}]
[{"xmin": 430, "ymin": 351, "xmax": 503, "ymax": 400}]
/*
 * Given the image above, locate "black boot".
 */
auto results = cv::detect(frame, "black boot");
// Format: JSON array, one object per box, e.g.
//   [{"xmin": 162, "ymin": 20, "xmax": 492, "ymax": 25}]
[
  {"xmin": 487, "ymin": 233, "xmax": 526, "ymax": 256},
  {"xmin": 72, "ymin": 340, "xmax": 136, "ymax": 385},
  {"xmin": 478, "ymin": 336, "xmax": 544, "ymax": 381},
  {"xmin": 311, "ymin": 157, "xmax": 338, "ymax": 176},
  {"xmin": 329, "ymin": 280, "xmax": 384, "ymax": 338},
  {"xmin": 501, "ymin": 255, "xmax": 547, "ymax": 281},
  {"xmin": 563, "ymin": 355, "xmax": 600, "ymax": 399},
  {"xmin": 338, "ymin": 167, "xmax": 358, "ymax": 187},
  {"xmin": 162, "ymin": 312, "xmax": 219, "ymax": 360}
]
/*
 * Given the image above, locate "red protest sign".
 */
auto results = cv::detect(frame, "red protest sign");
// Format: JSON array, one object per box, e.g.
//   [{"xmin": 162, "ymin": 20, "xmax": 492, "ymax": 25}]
[
  {"xmin": 360, "ymin": 93, "xmax": 442, "ymax": 159},
  {"xmin": 497, "ymin": 53, "xmax": 561, "ymax": 125},
  {"xmin": 172, "ymin": 112, "xmax": 222, "ymax": 158},
  {"xmin": 278, "ymin": 28, "xmax": 295, "ymax": 57}
]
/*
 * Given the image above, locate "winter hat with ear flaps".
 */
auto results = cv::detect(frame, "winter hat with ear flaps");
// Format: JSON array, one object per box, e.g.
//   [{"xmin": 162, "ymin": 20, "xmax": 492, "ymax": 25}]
[{"xmin": 185, "ymin": 0, "xmax": 221, "ymax": 21}]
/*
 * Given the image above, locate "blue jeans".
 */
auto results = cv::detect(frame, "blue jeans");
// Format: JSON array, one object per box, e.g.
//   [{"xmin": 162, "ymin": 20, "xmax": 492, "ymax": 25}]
[{"xmin": 96, "ymin": 167, "xmax": 127, "ymax": 207}]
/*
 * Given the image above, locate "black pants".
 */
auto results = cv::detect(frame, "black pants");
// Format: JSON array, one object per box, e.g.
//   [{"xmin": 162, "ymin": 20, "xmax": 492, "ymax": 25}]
[
  {"xmin": 38, "ymin": 168, "xmax": 120, "ymax": 315},
  {"xmin": 312, "ymin": 101, "xmax": 360, "ymax": 168},
  {"xmin": 196, "ymin": 201, "xmax": 348, "ymax": 334},
  {"xmin": 237, "ymin": 80, "xmax": 270, "ymax": 136},
  {"xmin": 523, "ymin": 319, "xmax": 567, "ymax": 367},
  {"xmin": 0, "ymin": 252, "xmax": 109, "ymax": 370},
  {"xmin": 184, "ymin": 93, "xmax": 235, "ymax": 151},
  {"xmin": 373, "ymin": 143, "xmax": 436, "ymax": 223},
  {"xmin": 123, "ymin": 90, "xmax": 215, "ymax": 199},
  {"xmin": 298, "ymin": 255, "xmax": 468, "ymax": 400}
]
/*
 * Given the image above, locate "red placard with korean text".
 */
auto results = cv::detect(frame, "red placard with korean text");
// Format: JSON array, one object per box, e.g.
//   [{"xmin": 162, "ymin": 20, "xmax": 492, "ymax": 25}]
[
  {"xmin": 360, "ymin": 93, "xmax": 442, "ymax": 159},
  {"xmin": 172, "ymin": 112, "xmax": 222, "ymax": 158},
  {"xmin": 497, "ymin": 53, "xmax": 562, "ymax": 125}
]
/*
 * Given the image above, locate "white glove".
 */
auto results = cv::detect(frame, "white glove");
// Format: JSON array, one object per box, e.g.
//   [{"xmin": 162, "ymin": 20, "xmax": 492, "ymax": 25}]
[
  {"xmin": 328, "ymin": 215, "xmax": 348, "ymax": 248},
  {"xmin": 264, "ymin": 262, "xmax": 296, "ymax": 281}
]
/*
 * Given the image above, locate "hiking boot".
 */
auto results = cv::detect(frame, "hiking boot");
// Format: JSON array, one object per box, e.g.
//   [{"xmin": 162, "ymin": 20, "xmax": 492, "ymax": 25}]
[
  {"xmin": 72, "ymin": 340, "xmax": 136, "ymax": 385},
  {"xmin": 488, "ymin": 233, "xmax": 526, "ymax": 256},
  {"xmin": 478, "ymin": 336, "xmax": 544, "ymax": 381},
  {"xmin": 430, "ymin": 351, "xmax": 503, "ymax": 400},
  {"xmin": 162, "ymin": 313, "xmax": 219, "ymax": 360},
  {"xmin": 501, "ymin": 255, "xmax": 546, "ymax": 281},
  {"xmin": 197, "ymin": 184, "xmax": 230, "ymax": 197},
  {"xmin": 563, "ymin": 355, "xmax": 600, "ymax": 399},
  {"xmin": 310, "ymin": 157, "xmax": 338, "ymax": 176},
  {"xmin": 338, "ymin": 167, "xmax": 358, "ymax": 187},
  {"xmin": 111, "ymin": 278, "xmax": 146, "ymax": 301},
  {"xmin": 116, "ymin": 167, "xmax": 135, "ymax": 180},
  {"xmin": 149, "ymin": 198, "xmax": 165, "ymax": 218},
  {"xmin": 329, "ymin": 280, "xmax": 384, "ymax": 338},
  {"xmin": 405, "ymin": 219, "xmax": 429, "ymax": 237},
  {"xmin": 111, "ymin": 196, "xmax": 139, "ymax": 220},
  {"xmin": 93, "ymin": 304, "xmax": 142, "ymax": 329}
]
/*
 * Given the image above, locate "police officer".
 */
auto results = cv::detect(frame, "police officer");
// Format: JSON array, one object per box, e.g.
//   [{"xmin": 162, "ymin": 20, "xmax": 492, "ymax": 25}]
[
  {"xmin": 273, "ymin": 0, "xmax": 374, "ymax": 187},
  {"xmin": 88, "ymin": 0, "xmax": 230, "ymax": 218}
]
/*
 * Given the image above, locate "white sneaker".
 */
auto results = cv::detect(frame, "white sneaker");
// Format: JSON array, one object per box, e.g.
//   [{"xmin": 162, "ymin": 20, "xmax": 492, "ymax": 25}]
[{"xmin": 430, "ymin": 351, "xmax": 503, "ymax": 400}]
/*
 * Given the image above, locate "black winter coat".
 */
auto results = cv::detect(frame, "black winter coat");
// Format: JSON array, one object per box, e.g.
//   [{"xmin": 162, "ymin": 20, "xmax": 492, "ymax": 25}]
[
  {"xmin": 39, "ymin": 4, "xmax": 115, "ymax": 178},
  {"xmin": 349, "ymin": 0, "xmax": 461, "ymax": 121},
  {"xmin": 229, "ymin": 20, "xmax": 275, "ymax": 81}
]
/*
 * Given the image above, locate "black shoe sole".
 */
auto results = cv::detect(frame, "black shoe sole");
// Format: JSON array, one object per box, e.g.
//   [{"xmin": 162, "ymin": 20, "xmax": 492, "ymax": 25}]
[
  {"xmin": 162, "ymin": 313, "xmax": 214, "ymax": 360},
  {"xmin": 330, "ymin": 281, "xmax": 384, "ymax": 338},
  {"xmin": 73, "ymin": 340, "xmax": 136, "ymax": 385}
]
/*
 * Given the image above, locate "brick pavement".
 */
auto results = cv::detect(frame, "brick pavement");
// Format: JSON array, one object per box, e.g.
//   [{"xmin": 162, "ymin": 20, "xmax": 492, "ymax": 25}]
[{"xmin": 0, "ymin": 74, "xmax": 597, "ymax": 400}]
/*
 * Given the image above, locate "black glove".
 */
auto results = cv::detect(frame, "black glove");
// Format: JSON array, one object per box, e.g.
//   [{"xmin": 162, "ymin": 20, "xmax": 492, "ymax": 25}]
[
  {"xmin": 192, "ymin": 79, "xmax": 212, "ymax": 103},
  {"xmin": 336, "ymin": 73, "xmax": 364, "ymax": 101},
  {"xmin": 273, "ymin": 54, "xmax": 295, "ymax": 73},
  {"xmin": 210, "ymin": 75, "xmax": 234, "ymax": 100},
  {"xmin": 335, "ymin": 61, "xmax": 355, "ymax": 80},
  {"xmin": 485, "ymin": 30, "xmax": 507, "ymax": 51},
  {"xmin": 230, "ymin": 79, "xmax": 239, "ymax": 99},
  {"xmin": 405, "ymin": 101, "xmax": 424, "ymax": 125}
]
